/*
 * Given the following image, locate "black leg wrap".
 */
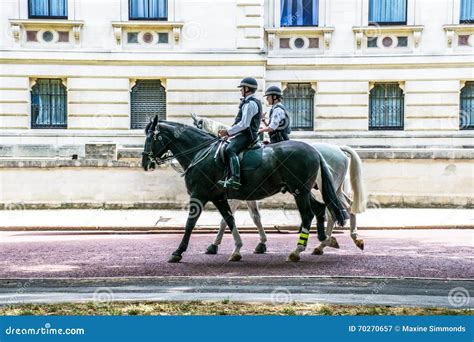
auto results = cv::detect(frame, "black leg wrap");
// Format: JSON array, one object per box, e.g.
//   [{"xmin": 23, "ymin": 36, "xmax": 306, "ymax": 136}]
[{"xmin": 317, "ymin": 221, "xmax": 327, "ymax": 242}]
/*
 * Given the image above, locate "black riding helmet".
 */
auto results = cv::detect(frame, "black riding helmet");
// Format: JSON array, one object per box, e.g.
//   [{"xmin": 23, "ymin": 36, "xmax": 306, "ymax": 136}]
[
  {"xmin": 238, "ymin": 77, "xmax": 258, "ymax": 90},
  {"xmin": 264, "ymin": 85, "xmax": 282, "ymax": 97}
]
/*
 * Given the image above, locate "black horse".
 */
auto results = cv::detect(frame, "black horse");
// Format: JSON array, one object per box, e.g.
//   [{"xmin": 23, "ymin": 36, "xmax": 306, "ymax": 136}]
[{"xmin": 142, "ymin": 116, "xmax": 346, "ymax": 263}]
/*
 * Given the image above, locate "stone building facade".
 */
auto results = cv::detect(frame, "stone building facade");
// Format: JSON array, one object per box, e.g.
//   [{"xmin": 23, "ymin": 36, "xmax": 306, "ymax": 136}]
[
  {"xmin": 0, "ymin": 0, "xmax": 473, "ymax": 208},
  {"xmin": 0, "ymin": 0, "xmax": 473, "ymax": 154}
]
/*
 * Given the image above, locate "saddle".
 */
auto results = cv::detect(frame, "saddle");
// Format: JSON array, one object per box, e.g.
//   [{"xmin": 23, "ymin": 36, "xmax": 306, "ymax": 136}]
[{"xmin": 215, "ymin": 139, "xmax": 263, "ymax": 171}]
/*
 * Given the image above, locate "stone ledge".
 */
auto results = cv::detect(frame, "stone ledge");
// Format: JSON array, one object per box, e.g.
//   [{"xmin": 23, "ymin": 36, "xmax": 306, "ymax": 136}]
[
  {"xmin": 356, "ymin": 149, "xmax": 474, "ymax": 160},
  {"xmin": 0, "ymin": 198, "xmax": 472, "ymax": 210},
  {"xmin": 0, "ymin": 148, "xmax": 472, "ymax": 168}
]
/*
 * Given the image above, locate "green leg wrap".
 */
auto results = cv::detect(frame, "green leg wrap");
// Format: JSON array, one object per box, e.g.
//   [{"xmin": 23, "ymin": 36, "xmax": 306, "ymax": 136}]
[{"xmin": 297, "ymin": 227, "xmax": 310, "ymax": 247}]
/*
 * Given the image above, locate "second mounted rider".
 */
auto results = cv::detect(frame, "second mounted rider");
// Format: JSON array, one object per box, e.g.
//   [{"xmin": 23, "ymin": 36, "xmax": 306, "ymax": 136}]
[{"xmin": 259, "ymin": 85, "xmax": 291, "ymax": 143}]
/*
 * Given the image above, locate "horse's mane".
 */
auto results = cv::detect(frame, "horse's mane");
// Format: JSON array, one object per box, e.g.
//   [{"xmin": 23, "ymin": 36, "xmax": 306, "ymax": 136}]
[{"xmin": 159, "ymin": 120, "xmax": 216, "ymax": 141}]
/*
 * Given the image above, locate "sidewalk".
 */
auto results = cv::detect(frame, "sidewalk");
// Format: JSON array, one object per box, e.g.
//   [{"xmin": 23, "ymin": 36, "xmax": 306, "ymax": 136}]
[{"xmin": 0, "ymin": 208, "xmax": 473, "ymax": 231}]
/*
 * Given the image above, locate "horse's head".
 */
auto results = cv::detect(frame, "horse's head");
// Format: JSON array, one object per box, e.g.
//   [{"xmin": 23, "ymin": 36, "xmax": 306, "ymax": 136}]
[{"xmin": 142, "ymin": 116, "xmax": 169, "ymax": 171}]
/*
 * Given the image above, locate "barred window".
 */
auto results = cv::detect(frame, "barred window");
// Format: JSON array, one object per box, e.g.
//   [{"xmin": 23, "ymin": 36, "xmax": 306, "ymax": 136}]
[
  {"xmin": 369, "ymin": 0, "xmax": 407, "ymax": 25},
  {"xmin": 369, "ymin": 83, "xmax": 404, "ymax": 130},
  {"xmin": 129, "ymin": 0, "xmax": 168, "ymax": 20},
  {"xmin": 460, "ymin": 82, "xmax": 474, "ymax": 130},
  {"xmin": 29, "ymin": 0, "xmax": 67, "ymax": 18},
  {"xmin": 280, "ymin": 0, "xmax": 319, "ymax": 27},
  {"xmin": 31, "ymin": 79, "xmax": 67, "ymax": 129},
  {"xmin": 283, "ymin": 83, "xmax": 315, "ymax": 130},
  {"xmin": 131, "ymin": 80, "xmax": 166, "ymax": 129},
  {"xmin": 460, "ymin": 0, "xmax": 474, "ymax": 23}
]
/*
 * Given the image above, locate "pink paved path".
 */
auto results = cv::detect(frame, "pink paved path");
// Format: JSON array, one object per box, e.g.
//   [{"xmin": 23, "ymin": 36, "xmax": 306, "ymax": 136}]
[{"xmin": 0, "ymin": 230, "xmax": 472, "ymax": 279}]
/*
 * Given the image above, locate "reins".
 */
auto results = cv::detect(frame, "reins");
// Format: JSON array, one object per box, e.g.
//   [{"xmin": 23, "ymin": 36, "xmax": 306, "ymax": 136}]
[{"xmin": 142, "ymin": 124, "xmax": 220, "ymax": 174}]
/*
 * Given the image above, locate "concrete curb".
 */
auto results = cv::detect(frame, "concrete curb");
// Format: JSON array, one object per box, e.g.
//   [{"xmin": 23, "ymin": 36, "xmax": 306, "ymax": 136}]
[{"xmin": 1, "ymin": 225, "xmax": 474, "ymax": 232}]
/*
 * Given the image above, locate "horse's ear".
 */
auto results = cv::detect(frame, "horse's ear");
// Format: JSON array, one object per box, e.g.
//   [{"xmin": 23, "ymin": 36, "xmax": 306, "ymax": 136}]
[{"xmin": 152, "ymin": 115, "xmax": 158, "ymax": 127}]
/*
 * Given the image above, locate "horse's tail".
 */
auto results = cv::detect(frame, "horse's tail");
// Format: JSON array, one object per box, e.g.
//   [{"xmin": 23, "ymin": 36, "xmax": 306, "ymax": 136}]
[
  {"xmin": 340, "ymin": 146, "xmax": 367, "ymax": 214},
  {"xmin": 317, "ymin": 152, "xmax": 347, "ymax": 227}
]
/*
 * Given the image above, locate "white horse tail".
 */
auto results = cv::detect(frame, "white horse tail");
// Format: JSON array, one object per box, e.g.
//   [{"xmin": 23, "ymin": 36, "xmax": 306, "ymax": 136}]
[{"xmin": 340, "ymin": 146, "xmax": 367, "ymax": 214}]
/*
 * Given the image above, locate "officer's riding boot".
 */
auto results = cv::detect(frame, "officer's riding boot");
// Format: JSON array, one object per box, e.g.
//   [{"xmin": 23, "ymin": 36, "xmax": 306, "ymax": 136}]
[{"xmin": 218, "ymin": 155, "xmax": 241, "ymax": 190}]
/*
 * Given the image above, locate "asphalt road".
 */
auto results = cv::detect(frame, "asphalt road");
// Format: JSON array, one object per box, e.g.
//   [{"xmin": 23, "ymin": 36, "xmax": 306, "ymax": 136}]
[
  {"xmin": 1, "ymin": 277, "xmax": 472, "ymax": 308},
  {"xmin": 0, "ymin": 230, "xmax": 472, "ymax": 279},
  {"xmin": 0, "ymin": 230, "xmax": 472, "ymax": 308}
]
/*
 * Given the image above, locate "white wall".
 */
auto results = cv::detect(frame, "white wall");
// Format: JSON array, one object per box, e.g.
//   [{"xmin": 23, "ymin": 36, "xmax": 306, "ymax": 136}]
[{"xmin": 0, "ymin": 0, "xmax": 473, "ymax": 148}]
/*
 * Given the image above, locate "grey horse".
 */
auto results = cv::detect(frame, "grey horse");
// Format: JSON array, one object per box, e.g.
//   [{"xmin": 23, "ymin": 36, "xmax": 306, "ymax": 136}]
[{"xmin": 191, "ymin": 113, "xmax": 367, "ymax": 255}]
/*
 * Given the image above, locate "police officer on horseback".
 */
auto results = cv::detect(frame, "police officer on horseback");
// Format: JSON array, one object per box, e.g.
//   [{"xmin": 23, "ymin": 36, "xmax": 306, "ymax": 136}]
[
  {"xmin": 259, "ymin": 85, "xmax": 291, "ymax": 143},
  {"xmin": 217, "ymin": 77, "xmax": 262, "ymax": 190}
]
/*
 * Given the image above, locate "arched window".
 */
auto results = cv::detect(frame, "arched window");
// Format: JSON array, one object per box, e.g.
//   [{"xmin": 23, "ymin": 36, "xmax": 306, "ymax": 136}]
[
  {"xmin": 131, "ymin": 80, "xmax": 166, "ymax": 129},
  {"xmin": 369, "ymin": 83, "xmax": 404, "ymax": 130},
  {"xmin": 283, "ymin": 83, "xmax": 315, "ymax": 130},
  {"xmin": 460, "ymin": 82, "xmax": 474, "ymax": 130},
  {"xmin": 31, "ymin": 79, "xmax": 67, "ymax": 129}
]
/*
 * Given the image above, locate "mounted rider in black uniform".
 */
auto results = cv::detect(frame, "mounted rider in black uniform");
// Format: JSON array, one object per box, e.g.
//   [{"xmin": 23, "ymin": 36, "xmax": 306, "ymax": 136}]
[
  {"xmin": 217, "ymin": 77, "xmax": 262, "ymax": 190},
  {"xmin": 259, "ymin": 86, "xmax": 291, "ymax": 143}
]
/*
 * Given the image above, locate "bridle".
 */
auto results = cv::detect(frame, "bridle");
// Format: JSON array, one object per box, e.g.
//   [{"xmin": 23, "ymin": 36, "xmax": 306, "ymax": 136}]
[
  {"xmin": 142, "ymin": 123, "xmax": 219, "ymax": 170},
  {"xmin": 142, "ymin": 125, "xmax": 166, "ymax": 166}
]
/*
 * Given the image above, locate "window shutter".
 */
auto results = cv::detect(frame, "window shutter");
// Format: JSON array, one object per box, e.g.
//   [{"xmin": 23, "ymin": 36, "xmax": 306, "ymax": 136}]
[
  {"xmin": 460, "ymin": 82, "xmax": 474, "ymax": 130},
  {"xmin": 369, "ymin": 83, "xmax": 404, "ymax": 130},
  {"xmin": 131, "ymin": 80, "xmax": 166, "ymax": 129},
  {"xmin": 283, "ymin": 83, "xmax": 315, "ymax": 130},
  {"xmin": 31, "ymin": 79, "xmax": 67, "ymax": 129}
]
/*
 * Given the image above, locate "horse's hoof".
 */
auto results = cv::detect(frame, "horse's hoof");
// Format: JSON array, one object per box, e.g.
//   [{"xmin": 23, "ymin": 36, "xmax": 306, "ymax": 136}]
[
  {"xmin": 254, "ymin": 243, "xmax": 267, "ymax": 254},
  {"xmin": 287, "ymin": 252, "xmax": 300, "ymax": 262},
  {"xmin": 168, "ymin": 254, "xmax": 182, "ymax": 263},
  {"xmin": 355, "ymin": 239, "xmax": 364, "ymax": 250},
  {"xmin": 205, "ymin": 244, "xmax": 218, "ymax": 255},
  {"xmin": 228, "ymin": 253, "xmax": 242, "ymax": 262},
  {"xmin": 328, "ymin": 236, "xmax": 340, "ymax": 249},
  {"xmin": 312, "ymin": 247, "xmax": 324, "ymax": 255}
]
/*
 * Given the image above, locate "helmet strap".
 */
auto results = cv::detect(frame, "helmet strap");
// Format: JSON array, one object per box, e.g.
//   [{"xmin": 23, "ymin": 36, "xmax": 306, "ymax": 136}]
[{"xmin": 243, "ymin": 87, "xmax": 254, "ymax": 96}]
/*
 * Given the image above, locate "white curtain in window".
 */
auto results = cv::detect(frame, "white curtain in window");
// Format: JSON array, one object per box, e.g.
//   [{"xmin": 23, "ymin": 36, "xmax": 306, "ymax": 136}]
[
  {"xmin": 461, "ymin": 0, "xmax": 474, "ymax": 22},
  {"xmin": 369, "ymin": 0, "xmax": 406, "ymax": 24},
  {"xmin": 280, "ymin": 0, "xmax": 318, "ymax": 26},
  {"xmin": 130, "ymin": 0, "xmax": 167, "ymax": 19}
]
